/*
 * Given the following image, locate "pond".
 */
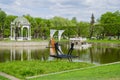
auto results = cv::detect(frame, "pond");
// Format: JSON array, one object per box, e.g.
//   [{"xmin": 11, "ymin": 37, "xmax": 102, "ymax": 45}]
[{"xmin": 0, "ymin": 42, "xmax": 120, "ymax": 64}]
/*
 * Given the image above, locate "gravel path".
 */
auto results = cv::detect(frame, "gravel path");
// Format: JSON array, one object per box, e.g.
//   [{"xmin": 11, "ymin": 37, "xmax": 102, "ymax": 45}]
[{"xmin": 0, "ymin": 72, "xmax": 20, "ymax": 80}]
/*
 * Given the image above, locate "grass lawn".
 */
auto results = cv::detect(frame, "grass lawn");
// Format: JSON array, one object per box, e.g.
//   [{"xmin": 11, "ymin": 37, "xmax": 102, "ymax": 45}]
[
  {"xmin": 30, "ymin": 62, "xmax": 120, "ymax": 80},
  {"xmin": 0, "ymin": 38, "xmax": 48, "ymax": 42},
  {"xmin": 0, "ymin": 75, "xmax": 9, "ymax": 80},
  {"xmin": 87, "ymin": 39, "xmax": 120, "ymax": 44},
  {"xmin": 0, "ymin": 61, "xmax": 93, "ymax": 79}
]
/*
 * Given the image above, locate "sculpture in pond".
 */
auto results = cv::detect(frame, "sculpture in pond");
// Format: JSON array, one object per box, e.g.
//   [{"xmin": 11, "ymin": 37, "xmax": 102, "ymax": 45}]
[
  {"xmin": 49, "ymin": 29, "xmax": 78, "ymax": 61},
  {"xmin": 10, "ymin": 16, "xmax": 31, "ymax": 41}
]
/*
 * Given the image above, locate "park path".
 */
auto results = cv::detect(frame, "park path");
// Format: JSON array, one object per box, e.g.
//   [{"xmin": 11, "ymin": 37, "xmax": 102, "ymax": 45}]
[{"xmin": 0, "ymin": 72, "xmax": 20, "ymax": 80}]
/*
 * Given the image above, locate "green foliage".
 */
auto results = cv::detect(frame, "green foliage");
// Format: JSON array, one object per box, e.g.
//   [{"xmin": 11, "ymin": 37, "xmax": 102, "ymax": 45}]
[
  {"xmin": 4, "ymin": 15, "xmax": 17, "ymax": 37},
  {"xmin": 99, "ymin": 11, "xmax": 120, "ymax": 39},
  {"xmin": 0, "ymin": 9, "xmax": 6, "ymax": 39},
  {"xmin": 89, "ymin": 14, "xmax": 95, "ymax": 39},
  {"xmin": 0, "ymin": 9, "xmax": 6, "ymax": 24},
  {"xmin": 49, "ymin": 16, "xmax": 78, "ymax": 38},
  {"xmin": 0, "ymin": 9, "xmax": 91, "ymax": 39},
  {"xmin": 100, "ymin": 12, "xmax": 117, "ymax": 34},
  {"xmin": 1, "ymin": 9, "xmax": 120, "ymax": 40},
  {"xmin": 77, "ymin": 22, "xmax": 90, "ymax": 37},
  {"xmin": 71, "ymin": 17, "xmax": 77, "ymax": 26},
  {"xmin": 0, "ymin": 61, "xmax": 93, "ymax": 79}
]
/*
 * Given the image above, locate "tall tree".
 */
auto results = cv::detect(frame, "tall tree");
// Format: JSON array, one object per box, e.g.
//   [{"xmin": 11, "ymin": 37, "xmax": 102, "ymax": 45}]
[
  {"xmin": 0, "ymin": 9, "xmax": 6, "ymax": 39},
  {"xmin": 89, "ymin": 13, "xmax": 95, "ymax": 39},
  {"xmin": 4, "ymin": 15, "xmax": 16, "ymax": 37},
  {"xmin": 113, "ymin": 11, "xmax": 120, "ymax": 39},
  {"xmin": 77, "ymin": 22, "xmax": 90, "ymax": 37},
  {"xmin": 71, "ymin": 17, "xmax": 77, "ymax": 26},
  {"xmin": 100, "ymin": 12, "xmax": 118, "ymax": 39}
]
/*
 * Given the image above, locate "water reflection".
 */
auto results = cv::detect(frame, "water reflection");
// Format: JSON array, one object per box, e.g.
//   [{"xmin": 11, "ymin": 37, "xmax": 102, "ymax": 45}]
[
  {"xmin": 0, "ymin": 46, "xmax": 49, "ymax": 62},
  {"xmin": 77, "ymin": 43, "xmax": 120, "ymax": 64},
  {"xmin": 0, "ymin": 43, "xmax": 120, "ymax": 64},
  {"xmin": 10, "ymin": 47, "xmax": 33, "ymax": 61}
]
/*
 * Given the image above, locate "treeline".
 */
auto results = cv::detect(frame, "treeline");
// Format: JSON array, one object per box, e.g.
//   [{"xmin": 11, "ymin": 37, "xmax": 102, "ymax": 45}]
[
  {"xmin": 98, "ymin": 11, "xmax": 120, "ymax": 40},
  {"xmin": 0, "ymin": 9, "xmax": 120, "ymax": 40}
]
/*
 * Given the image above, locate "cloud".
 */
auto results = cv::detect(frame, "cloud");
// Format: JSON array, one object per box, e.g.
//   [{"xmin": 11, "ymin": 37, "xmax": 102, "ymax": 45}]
[{"xmin": 0, "ymin": 0, "xmax": 120, "ymax": 21}]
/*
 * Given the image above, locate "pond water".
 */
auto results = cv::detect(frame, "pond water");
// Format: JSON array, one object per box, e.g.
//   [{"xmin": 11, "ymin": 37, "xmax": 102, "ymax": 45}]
[{"xmin": 0, "ymin": 42, "xmax": 120, "ymax": 64}]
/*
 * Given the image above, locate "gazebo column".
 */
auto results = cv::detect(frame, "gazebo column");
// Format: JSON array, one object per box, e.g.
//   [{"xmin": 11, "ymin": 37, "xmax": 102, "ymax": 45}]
[
  {"xmin": 27, "ymin": 26, "xmax": 31, "ymax": 40},
  {"xmin": 10, "ymin": 26, "xmax": 12, "ymax": 40},
  {"xmin": 21, "ymin": 27, "xmax": 23, "ymax": 40},
  {"xmin": 29, "ymin": 27, "xmax": 31, "ymax": 40},
  {"xmin": 13, "ymin": 28, "xmax": 15, "ymax": 40},
  {"xmin": 28, "ymin": 27, "xmax": 29, "ymax": 40}
]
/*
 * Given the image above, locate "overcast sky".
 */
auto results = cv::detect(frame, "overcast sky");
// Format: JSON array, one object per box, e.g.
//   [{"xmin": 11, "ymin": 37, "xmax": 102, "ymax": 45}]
[{"xmin": 0, "ymin": 0, "xmax": 120, "ymax": 21}]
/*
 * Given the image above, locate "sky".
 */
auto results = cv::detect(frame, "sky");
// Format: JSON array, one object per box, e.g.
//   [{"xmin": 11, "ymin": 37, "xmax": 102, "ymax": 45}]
[{"xmin": 0, "ymin": 0, "xmax": 120, "ymax": 22}]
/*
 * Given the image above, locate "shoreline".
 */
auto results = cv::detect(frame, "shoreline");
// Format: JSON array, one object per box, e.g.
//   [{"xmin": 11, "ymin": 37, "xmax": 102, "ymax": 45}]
[{"xmin": 0, "ymin": 41, "xmax": 49, "ymax": 47}]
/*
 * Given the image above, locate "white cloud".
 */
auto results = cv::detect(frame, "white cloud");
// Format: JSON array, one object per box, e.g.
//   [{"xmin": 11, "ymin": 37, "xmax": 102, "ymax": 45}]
[
  {"xmin": 0, "ymin": 0, "xmax": 120, "ymax": 21},
  {"xmin": 14, "ymin": 0, "xmax": 21, "ymax": 6}
]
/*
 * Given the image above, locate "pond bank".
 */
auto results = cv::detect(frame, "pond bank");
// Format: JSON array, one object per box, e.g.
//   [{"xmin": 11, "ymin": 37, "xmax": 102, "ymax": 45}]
[
  {"xmin": 0, "ymin": 41, "xmax": 49, "ymax": 47},
  {"xmin": 87, "ymin": 39, "xmax": 120, "ymax": 44}
]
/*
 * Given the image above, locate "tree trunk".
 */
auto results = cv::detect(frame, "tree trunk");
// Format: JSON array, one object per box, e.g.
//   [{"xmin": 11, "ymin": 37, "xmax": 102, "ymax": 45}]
[
  {"xmin": 117, "ymin": 32, "xmax": 120, "ymax": 40},
  {"xmin": 89, "ymin": 26, "xmax": 94, "ymax": 39},
  {"xmin": 78, "ymin": 27, "xmax": 81, "ymax": 37},
  {"xmin": 0, "ymin": 29, "xmax": 3, "ymax": 40}
]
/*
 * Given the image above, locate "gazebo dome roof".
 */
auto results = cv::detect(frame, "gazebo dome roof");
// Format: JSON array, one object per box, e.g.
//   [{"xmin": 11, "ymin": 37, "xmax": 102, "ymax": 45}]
[{"xmin": 13, "ymin": 16, "xmax": 30, "ymax": 25}]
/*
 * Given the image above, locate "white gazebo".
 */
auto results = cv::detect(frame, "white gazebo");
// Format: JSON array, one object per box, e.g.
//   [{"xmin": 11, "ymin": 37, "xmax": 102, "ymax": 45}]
[{"xmin": 10, "ymin": 16, "xmax": 31, "ymax": 41}]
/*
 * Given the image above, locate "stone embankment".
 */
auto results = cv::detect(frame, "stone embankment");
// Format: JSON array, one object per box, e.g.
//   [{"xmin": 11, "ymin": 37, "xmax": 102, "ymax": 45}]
[{"xmin": 0, "ymin": 41, "xmax": 49, "ymax": 47}]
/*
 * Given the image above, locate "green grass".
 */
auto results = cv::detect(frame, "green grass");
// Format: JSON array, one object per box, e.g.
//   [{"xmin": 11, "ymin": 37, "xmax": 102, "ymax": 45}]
[
  {"xmin": 0, "ymin": 39, "xmax": 48, "ymax": 42},
  {"xmin": 87, "ymin": 39, "xmax": 120, "ymax": 44},
  {"xmin": 0, "ymin": 61, "xmax": 93, "ymax": 79},
  {"xmin": 30, "ymin": 62, "xmax": 120, "ymax": 80},
  {"xmin": 0, "ymin": 75, "xmax": 9, "ymax": 80}
]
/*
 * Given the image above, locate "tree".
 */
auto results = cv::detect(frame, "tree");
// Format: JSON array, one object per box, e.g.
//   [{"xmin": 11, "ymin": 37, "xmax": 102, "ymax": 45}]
[
  {"xmin": 94, "ymin": 23, "xmax": 104, "ymax": 39},
  {"xmin": 100, "ymin": 12, "xmax": 115, "ymax": 35},
  {"xmin": 4, "ymin": 15, "xmax": 16, "ymax": 37},
  {"xmin": 33, "ymin": 17, "xmax": 42, "ymax": 38},
  {"xmin": 113, "ymin": 11, "xmax": 120, "ymax": 39},
  {"xmin": 50, "ymin": 16, "xmax": 77, "ymax": 38},
  {"xmin": 77, "ymin": 22, "xmax": 90, "ymax": 37},
  {"xmin": 0, "ymin": 9, "xmax": 6, "ymax": 39},
  {"xmin": 100, "ymin": 11, "xmax": 119, "ymax": 39},
  {"xmin": 71, "ymin": 17, "xmax": 77, "ymax": 26},
  {"xmin": 89, "ymin": 13, "xmax": 95, "ymax": 39}
]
